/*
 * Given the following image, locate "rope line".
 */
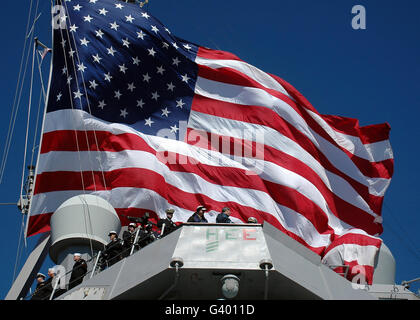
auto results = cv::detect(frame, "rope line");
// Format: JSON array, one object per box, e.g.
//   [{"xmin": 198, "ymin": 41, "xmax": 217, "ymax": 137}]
[{"xmin": 0, "ymin": 0, "xmax": 37, "ymax": 183}]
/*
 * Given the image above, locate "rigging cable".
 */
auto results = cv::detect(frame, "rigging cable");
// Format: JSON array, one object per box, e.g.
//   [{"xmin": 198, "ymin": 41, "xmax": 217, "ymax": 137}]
[
  {"xmin": 30, "ymin": 65, "xmax": 44, "ymax": 169},
  {"xmin": 31, "ymin": 45, "xmax": 50, "ymax": 169},
  {"xmin": 55, "ymin": 2, "xmax": 100, "ymax": 258},
  {"xmin": 12, "ymin": 0, "xmax": 41, "ymax": 282},
  {"xmin": 61, "ymin": 0, "xmax": 109, "ymax": 193},
  {"xmin": 19, "ymin": 37, "xmax": 37, "ymax": 216},
  {"xmin": 23, "ymin": 1, "xmax": 56, "ymax": 240},
  {"xmin": 13, "ymin": 39, "xmax": 36, "ymax": 283},
  {"xmin": 382, "ymin": 201, "xmax": 420, "ymax": 263},
  {"xmin": 63, "ymin": 2, "xmax": 107, "ymax": 258},
  {"xmin": 0, "ymin": 0, "xmax": 36, "ymax": 183}
]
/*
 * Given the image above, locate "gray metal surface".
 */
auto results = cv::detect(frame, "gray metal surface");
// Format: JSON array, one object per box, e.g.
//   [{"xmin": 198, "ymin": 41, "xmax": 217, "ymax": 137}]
[
  {"xmin": 367, "ymin": 284, "xmax": 420, "ymax": 300},
  {"xmin": 5, "ymin": 233, "xmax": 51, "ymax": 300},
  {"xmin": 262, "ymin": 222, "xmax": 375, "ymax": 300},
  {"xmin": 372, "ymin": 242, "xmax": 396, "ymax": 285}
]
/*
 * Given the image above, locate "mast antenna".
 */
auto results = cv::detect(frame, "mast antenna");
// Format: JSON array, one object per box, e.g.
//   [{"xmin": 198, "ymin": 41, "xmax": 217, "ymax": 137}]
[{"xmin": 17, "ymin": 165, "xmax": 36, "ymax": 215}]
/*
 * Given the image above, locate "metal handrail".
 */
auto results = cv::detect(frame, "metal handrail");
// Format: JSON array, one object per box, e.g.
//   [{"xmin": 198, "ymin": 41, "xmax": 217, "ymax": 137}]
[
  {"xmin": 401, "ymin": 277, "xmax": 420, "ymax": 289},
  {"xmin": 49, "ymin": 274, "xmax": 62, "ymax": 300},
  {"xmin": 130, "ymin": 228, "xmax": 141, "ymax": 256},
  {"xmin": 90, "ymin": 250, "xmax": 102, "ymax": 279}
]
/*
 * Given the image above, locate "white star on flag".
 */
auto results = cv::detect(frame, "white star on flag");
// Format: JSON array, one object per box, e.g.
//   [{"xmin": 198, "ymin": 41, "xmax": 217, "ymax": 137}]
[
  {"xmin": 83, "ymin": 15, "xmax": 93, "ymax": 23},
  {"xmin": 73, "ymin": 90, "xmax": 83, "ymax": 99},
  {"xmin": 120, "ymin": 108, "xmax": 128, "ymax": 118},
  {"xmin": 136, "ymin": 99, "xmax": 145, "ymax": 108},
  {"xmin": 137, "ymin": 30, "xmax": 146, "ymax": 40},
  {"xmin": 95, "ymin": 29, "xmax": 104, "ymax": 38},
  {"xmin": 80, "ymin": 38, "xmax": 90, "ymax": 46},
  {"xmin": 125, "ymin": 15, "xmax": 135, "ymax": 23},
  {"xmin": 145, "ymin": 117, "xmax": 154, "ymax": 126},
  {"xmin": 98, "ymin": 100, "xmax": 106, "ymax": 109},
  {"xmin": 170, "ymin": 125, "xmax": 179, "ymax": 133},
  {"xmin": 89, "ymin": 80, "xmax": 98, "ymax": 90},
  {"xmin": 161, "ymin": 107, "xmax": 171, "ymax": 117},
  {"xmin": 107, "ymin": 46, "xmax": 116, "ymax": 56},
  {"xmin": 99, "ymin": 8, "xmax": 108, "ymax": 16},
  {"xmin": 151, "ymin": 91, "xmax": 160, "ymax": 101},
  {"xmin": 110, "ymin": 21, "xmax": 119, "ymax": 30},
  {"xmin": 77, "ymin": 63, "xmax": 87, "ymax": 72},
  {"xmin": 119, "ymin": 64, "xmax": 128, "ymax": 73},
  {"xmin": 92, "ymin": 54, "xmax": 102, "ymax": 63}
]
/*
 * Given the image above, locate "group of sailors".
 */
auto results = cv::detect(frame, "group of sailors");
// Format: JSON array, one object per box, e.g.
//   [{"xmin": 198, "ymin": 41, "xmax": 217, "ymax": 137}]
[
  {"xmin": 31, "ymin": 253, "xmax": 88, "ymax": 300},
  {"xmin": 30, "ymin": 205, "xmax": 258, "ymax": 300},
  {"xmin": 187, "ymin": 205, "xmax": 258, "ymax": 224}
]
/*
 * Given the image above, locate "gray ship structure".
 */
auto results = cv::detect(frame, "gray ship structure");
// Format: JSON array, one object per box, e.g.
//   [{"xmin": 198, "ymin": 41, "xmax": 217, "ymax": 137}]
[{"xmin": 6, "ymin": 195, "xmax": 420, "ymax": 300}]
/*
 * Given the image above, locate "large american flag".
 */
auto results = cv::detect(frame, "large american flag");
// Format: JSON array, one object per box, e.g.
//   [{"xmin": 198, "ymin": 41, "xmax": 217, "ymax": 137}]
[{"xmin": 28, "ymin": 0, "xmax": 393, "ymax": 284}]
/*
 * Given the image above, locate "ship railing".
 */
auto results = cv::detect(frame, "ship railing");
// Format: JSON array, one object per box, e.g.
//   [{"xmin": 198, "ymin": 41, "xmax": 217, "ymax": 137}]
[
  {"xmin": 25, "ymin": 250, "xmax": 101, "ymax": 300},
  {"xmin": 25, "ymin": 227, "xmax": 168, "ymax": 300}
]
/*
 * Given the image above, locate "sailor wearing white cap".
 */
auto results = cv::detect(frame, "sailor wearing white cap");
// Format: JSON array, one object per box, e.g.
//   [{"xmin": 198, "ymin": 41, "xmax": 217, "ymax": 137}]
[
  {"xmin": 122, "ymin": 222, "xmax": 138, "ymax": 256},
  {"xmin": 187, "ymin": 205, "xmax": 208, "ymax": 223},
  {"xmin": 69, "ymin": 252, "xmax": 87, "ymax": 290},
  {"xmin": 31, "ymin": 273, "xmax": 47, "ymax": 300},
  {"xmin": 37, "ymin": 272, "xmax": 46, "ymax": 279},
  {"xmin": 103, "ymin": 230, "xmax": 123, "ymax": 267},
  {"xmin": 41, "ymin": 267, "xmax": 58, "ymax": 299},
  {"xmin": 157, "ymin": 208, "xmax": 178, "ymax": 237}
]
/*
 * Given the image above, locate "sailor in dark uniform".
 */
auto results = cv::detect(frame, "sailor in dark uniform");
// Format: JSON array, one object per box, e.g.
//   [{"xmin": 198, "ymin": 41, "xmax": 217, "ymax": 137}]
[
  {"xmin": 102, "ymin": 231, "xmax": 123, "ymax": 267},
  {"xmin": 31, "ymin": 273, "xmax": 47, "ymax": 300},
  {"xmin": 41, "ymin": 267, "xmax": 66, "ymax": 299},
  {"xmin": 216, "ymin": 207, "xmax": 233, "ymax": 223},
  {"xmin": 122, "ymin": 223, "xmax": 138, "ymax": 256},
  {"xmin": 137, "ymin": 221, "xmax": 156, "ymax": 248},
  {"xmin": 41, "ymin": 268, "xmax": 57, "ymax": 299},
  {"xmin": 187, "ymin": 205, "xmax": 209, "ymax": 223},
  {"xmin": 68, "ymin": 253, "xmax": 87, "ymax": 290},
  {"xmin": 157, "ymin": 208, "xmax": 178, "ymax": 237}
]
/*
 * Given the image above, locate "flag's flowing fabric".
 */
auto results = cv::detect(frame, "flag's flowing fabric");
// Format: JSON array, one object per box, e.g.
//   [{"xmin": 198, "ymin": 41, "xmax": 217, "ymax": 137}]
[{"xmin": 28, "ymin": 0, "xmax": 393, "ymax": 284}]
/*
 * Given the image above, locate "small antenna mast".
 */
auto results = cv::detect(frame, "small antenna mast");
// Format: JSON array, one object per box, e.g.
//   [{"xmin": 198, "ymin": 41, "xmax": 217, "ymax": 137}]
[{"xmin": 17, "ymin": 165, "xmax": 36, "ymax": 215}]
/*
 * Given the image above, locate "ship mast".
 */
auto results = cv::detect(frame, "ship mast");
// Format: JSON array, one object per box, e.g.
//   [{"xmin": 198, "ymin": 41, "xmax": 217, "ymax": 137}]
[{"xmin": 5, "ymin": 2, "xmax": 53, "ymax": 300}]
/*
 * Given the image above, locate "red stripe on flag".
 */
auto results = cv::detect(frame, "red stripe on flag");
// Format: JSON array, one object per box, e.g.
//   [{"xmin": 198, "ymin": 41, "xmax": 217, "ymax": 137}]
[
  {"xmin": 191, "ymin": 94, "xmax": 386, "ymax": 213},
  {"xmin": 197, "ymin": 46, "xmax": 242, "ymax": 61},
  {"xmin": 38, "ymin": 128, "xmax": 383, "ymax": 235},
  {"xmin": 197, "ymin": 65, "xmax": 393, "ymax": 179},
  {"xmin": 269, "ymin": 73, "xmax": 392, "ymax": 144},
  {"xmin": 187, "ymin": 128, "xmax": 383, "ymax": 236},
  {"xmin": 321, "ymin": 115, "xmax": 391, "ymax": 145}
]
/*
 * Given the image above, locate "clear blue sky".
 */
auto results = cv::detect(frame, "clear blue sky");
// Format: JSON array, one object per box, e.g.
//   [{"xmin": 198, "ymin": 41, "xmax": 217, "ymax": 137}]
[{"xmin": 0, "ymin": 0, "xmax": 419, "ymax": 299}]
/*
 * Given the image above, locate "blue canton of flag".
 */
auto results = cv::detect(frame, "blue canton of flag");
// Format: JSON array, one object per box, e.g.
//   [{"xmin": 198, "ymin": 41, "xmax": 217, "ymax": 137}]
[{"xmin": 49, "ymin": 0, "xmax": 199, "ymax": 139}]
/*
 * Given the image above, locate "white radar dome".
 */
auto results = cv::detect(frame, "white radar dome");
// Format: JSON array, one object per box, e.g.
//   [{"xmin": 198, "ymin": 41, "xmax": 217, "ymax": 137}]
[
  {"xmin": 372, "ymin": 242, "xmax": 396, "ymax": 285},
  {"xmin": 49, "ymin": 194, "xmax": 121, "ymax": 263}
]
